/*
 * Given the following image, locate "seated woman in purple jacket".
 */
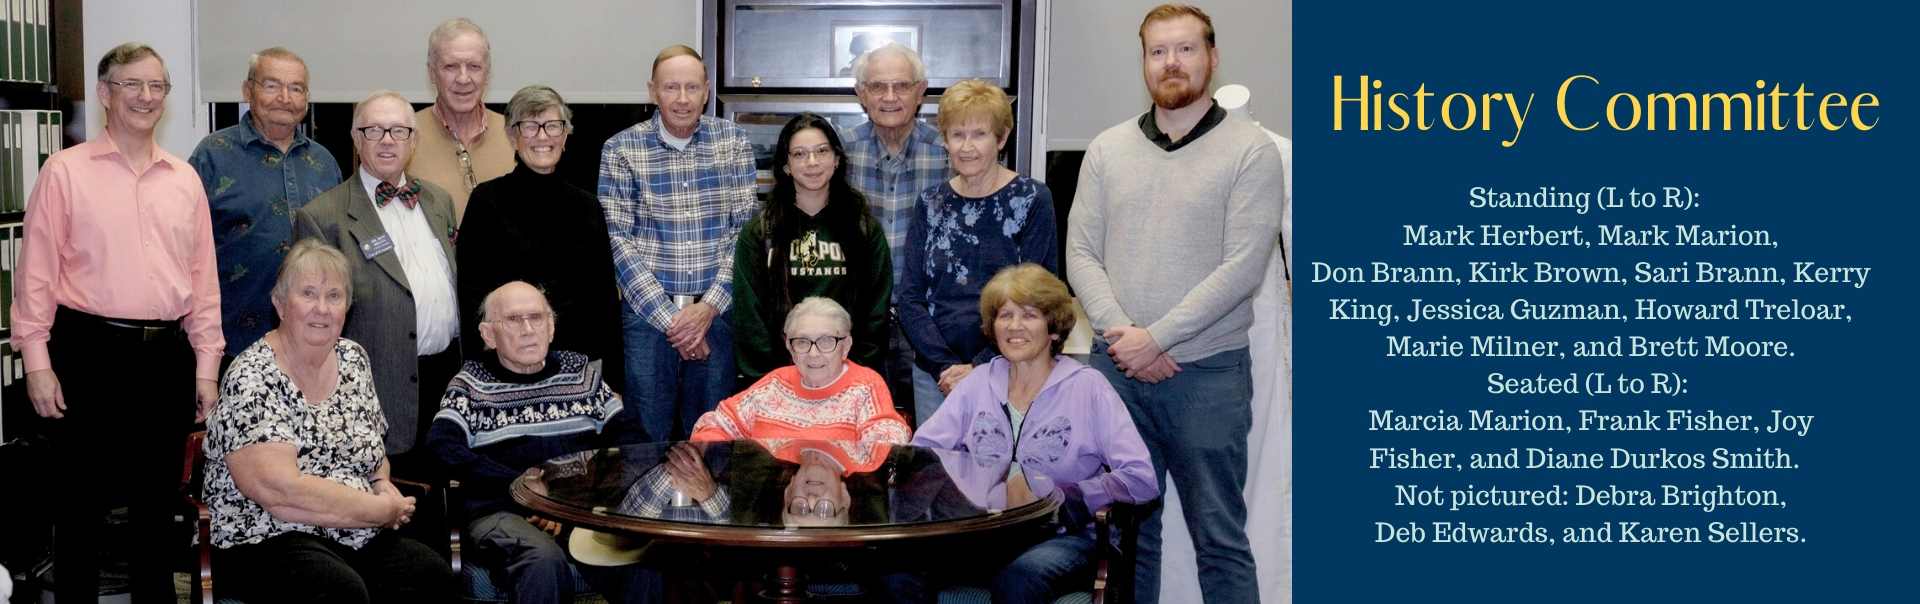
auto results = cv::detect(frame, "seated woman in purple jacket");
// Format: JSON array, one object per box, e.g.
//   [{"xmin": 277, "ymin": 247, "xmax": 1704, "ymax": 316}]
[{"xmin": 902, "ymin": 263, "xmax": 1158, "ymax": 603}]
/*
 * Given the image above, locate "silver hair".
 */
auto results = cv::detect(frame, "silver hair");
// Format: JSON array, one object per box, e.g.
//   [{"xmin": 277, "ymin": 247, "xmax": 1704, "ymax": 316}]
[
  {"xmin": 245, "ymin": 47, "xmax": 306, "ymax": 83},
  {"xmin": 270, "ymin": 239, "xmax": 353, "ymax": 308},
  {"xmin": 505, "ymin": 85, "xmax": 574, "ymax": 127},
  {"xmin": 352, "ymin": 90, "xmax": 416, "ymax": 126},
  {"xmin": 426, "ymin": 17, "xmax": 491, "ymax": 66},
  {"xmin": 783, "ymin": 296, "xmax": 852, "ymax": 337},
  {"xmin": 426, "ymin": 17, "xmax": 490, "ymax": 95},
  {"xmin": 851, "ymin": 42, "xmax": 926, "ymax": 86},
  {"xmin": 477, "ymin": 281, "xmax": 555, "ymax": 323}
]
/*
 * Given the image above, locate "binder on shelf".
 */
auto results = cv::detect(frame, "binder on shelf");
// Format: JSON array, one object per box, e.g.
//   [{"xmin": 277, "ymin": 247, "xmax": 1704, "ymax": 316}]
[
  {"xmin": 20, "ymin": 0, "xmax": 33, "ymax": 83},
  {"xmin": 0, "ymin": 115, "xmax": 9, "ymax": 214},
  {"xmin": 5, "ymin": 112, "xmax": 17, "ymax": 213},
  {"xmin": 20, "ymin": 112, "xmax": 37, "ymax": 200},
  {"xmin": 27, "ymin": 0, "xmax": 38, "ymax": 83},
  {"xmin": 3, "ymin": 112, "xmax": 15, "ymax": 214},
  {"xmin": 2, "ymin": 221, "xmax": 13, "ymax": 331},
  {"xmin": 27, "ymin": 0, "xmax": 41, "ymax": 83},
  {"xmin": 1, "ymin": 0, "xmax": 13, "ymax": 82},
  {"xmin": 6, "ymin": 0, "xmax": 20, "ymax": 83},
  {"xmin": 2, "ymin": 340, "xmax": 15, "ymax": 389},
  {"xmin": 42, "ymin": 109, "xmax": 60, "ymax": 167},
  {"xmin": 37, "ymin": 0, "xmax": 48, "ymax": 83},
  {"xmin": 18, "ymin": 0, "xmax": 30, "ymax": 83}
]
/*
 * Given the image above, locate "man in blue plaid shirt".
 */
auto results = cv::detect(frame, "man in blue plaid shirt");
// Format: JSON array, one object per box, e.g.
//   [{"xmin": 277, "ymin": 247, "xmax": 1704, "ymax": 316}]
[
  {"xmin": 843, "ymin": 43, "xmax": 950, "ymax": 423},
  {"xmin": 599, "ymin": 45, "xmax": 760, "ymax": 441}
]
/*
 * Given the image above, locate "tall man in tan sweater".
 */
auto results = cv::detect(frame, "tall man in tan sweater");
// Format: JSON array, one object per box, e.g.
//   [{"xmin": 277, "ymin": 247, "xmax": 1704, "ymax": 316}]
[
  {"xmin": 410, "ymin": 17, "xmax": 514, "ymax": 224},
  {"xmin": 1065, "ymin": 5, "xmax": 1283, "ymax": 603}
]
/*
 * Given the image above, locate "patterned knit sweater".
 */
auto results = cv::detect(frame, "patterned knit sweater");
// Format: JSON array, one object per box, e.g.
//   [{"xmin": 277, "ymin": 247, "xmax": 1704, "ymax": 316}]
[
  {"xmin": 690, "ymin": 361, "xmax": 910, "ymax": 464},
  {"xmin": 428, "ymin": 350, "xmax": 640, "ymax": 515}
]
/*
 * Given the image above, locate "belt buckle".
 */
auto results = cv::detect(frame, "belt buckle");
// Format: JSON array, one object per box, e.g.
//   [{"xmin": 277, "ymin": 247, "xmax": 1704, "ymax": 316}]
[{"xmin": 102, "ymin": 319, "xmax": 172, "ymax": 341}]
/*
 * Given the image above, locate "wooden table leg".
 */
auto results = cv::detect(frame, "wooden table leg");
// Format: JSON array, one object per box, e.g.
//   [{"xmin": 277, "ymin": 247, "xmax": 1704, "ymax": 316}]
[{"xmin": 771, "ymin": 564, "xmax": 805, "ymax": 603}]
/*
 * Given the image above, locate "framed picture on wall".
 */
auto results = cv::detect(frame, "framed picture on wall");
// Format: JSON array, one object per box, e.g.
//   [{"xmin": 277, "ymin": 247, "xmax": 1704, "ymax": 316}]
[{"xmin": 832, "ymin": 22, "xmax": 921, "ymax": 78}]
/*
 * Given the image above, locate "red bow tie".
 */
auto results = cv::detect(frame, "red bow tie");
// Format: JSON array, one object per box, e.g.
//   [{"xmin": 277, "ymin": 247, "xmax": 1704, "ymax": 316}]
[{"xmin": 375, "ymin": 180, "xmax": 422, "ymax": 209}]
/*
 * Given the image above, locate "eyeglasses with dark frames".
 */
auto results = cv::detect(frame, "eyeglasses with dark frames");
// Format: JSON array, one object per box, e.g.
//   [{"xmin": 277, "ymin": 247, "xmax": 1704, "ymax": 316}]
[
  {"xmin": 786, "ymin": 335, "xmax": 848, "ymax": 354},
  {"xmin": 512, "ymin": 120, "xmax": 572, "ymax": 138},
  {"xmin": 354, "ymin": 126, "xmax": 415, "ymax": 142}
]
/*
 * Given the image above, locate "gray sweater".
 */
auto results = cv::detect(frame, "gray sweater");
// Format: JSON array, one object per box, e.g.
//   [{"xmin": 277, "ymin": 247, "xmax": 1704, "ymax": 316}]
[{"xmin": 1066, "ymin": 112, "xmax": 1284, "ymax": 362}]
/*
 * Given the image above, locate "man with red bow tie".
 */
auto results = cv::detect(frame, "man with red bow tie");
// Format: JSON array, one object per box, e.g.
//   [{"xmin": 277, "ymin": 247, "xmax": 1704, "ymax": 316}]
[{"xmin": 295, "ymin": 90, "xmax": 461, "ymax": 479}]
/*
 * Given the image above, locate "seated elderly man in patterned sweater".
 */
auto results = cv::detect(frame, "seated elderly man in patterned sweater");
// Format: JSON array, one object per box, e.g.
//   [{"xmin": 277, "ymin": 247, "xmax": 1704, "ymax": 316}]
[{"xmin": 428, "ymin": 281, "xmax": 653, "ymax": 604}]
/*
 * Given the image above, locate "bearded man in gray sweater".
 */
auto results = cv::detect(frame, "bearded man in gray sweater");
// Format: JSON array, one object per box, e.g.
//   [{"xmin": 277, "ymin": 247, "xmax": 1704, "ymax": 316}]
[{"xmin": 1065, "ymin": 4, "xmax": 1284, "ymax": 603}]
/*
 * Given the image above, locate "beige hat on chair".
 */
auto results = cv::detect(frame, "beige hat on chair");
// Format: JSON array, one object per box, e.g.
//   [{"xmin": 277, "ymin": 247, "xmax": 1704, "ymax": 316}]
[{"xmin": 567, "ymin": 528, "xmax": 649, "ymax": 567}]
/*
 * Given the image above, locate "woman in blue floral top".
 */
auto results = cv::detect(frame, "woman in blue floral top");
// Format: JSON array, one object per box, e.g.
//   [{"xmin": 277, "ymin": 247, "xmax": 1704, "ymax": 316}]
[{"xmin": 900, "ymin": 79, "xmax": 1059, "ymax": 425}]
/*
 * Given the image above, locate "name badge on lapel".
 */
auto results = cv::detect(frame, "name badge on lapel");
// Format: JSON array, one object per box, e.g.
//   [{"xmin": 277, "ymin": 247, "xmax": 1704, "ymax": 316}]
[{"xmin": 360, "ymin": 234, "xmax": 396, "ymax": 260}]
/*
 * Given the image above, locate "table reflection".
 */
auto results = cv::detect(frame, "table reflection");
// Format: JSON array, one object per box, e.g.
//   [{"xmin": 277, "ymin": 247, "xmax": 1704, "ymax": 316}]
[{"xmin": 515, "ymin": 439, "xmax": 1060, "ymax": 532}]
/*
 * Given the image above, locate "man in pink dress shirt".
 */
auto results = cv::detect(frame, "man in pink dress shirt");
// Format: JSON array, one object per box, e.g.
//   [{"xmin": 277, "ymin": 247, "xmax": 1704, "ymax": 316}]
[{"xmin": 9, "ymin": 42, "xmax": 223, "ymax": 603}]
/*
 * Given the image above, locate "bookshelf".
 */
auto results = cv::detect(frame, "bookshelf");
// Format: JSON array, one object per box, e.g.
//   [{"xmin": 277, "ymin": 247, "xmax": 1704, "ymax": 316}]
[{"xmin": 2, "ymin": 0, "xmax": 79, "ymax": 442}]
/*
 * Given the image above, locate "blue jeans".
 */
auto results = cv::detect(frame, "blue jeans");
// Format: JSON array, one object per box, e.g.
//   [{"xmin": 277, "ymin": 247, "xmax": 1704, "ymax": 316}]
[
  {"xmin": 885, "ymin": 316, "xmax": 920, "ymax": 421},
  {"xmin": 911, "ymin": 365, "xmax": 947, "ymax": 427},
  {"xmin": 879, "ymin": 532, "xmax": 1095, "ymax": 604},
  {"xmin": 1091, "ymin": 342, "xmax": 1257, "ymax": 604},
  {"xmin": 622, "ymin": 305, "xmax": 735, "ymax": 442},
  {"xmin": 991, "ymin": 533, "xmax": 1096, "ymax": 603}
]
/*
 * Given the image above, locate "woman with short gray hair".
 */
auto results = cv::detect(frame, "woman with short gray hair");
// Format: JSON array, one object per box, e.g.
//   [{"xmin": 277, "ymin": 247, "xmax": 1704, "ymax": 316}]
[
  {"xmin": 691, "ymin": 296, "xmax": 909, "ymax": 448},
  {"xmin": 456, "ymin": 85, "xmax": 624, "ymax": 382},
  {"xmin": 205, "ymin": 238, "xmax": 454, "ymax": 602}
]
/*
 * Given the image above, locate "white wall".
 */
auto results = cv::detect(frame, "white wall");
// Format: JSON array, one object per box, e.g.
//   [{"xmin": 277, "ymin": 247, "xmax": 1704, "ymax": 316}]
[
  {"xmin": 86, "ymin": 0, "xmax": 1295, "ymax": 157},
  {"xmin": 84, "ymin": 0, "xmax": 205, "ymax": 159},
  {"xmin": 193, "ymin": 0, "xmax": 701, "ymax": 105},
  {"xmin": 1044, "ymin": 0, "xmax": 1291, "ymax": 149}
]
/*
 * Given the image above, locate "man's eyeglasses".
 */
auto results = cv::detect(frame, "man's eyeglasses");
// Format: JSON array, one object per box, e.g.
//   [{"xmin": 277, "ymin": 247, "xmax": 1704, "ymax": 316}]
[
  {"xmin": 787, "ymin": 335, "xmax": 848, "ymax": 354},
  {"xmin": 354, "ymin": 126, "xmax": 415, "ymax": 142},
  {"xmin": 859, "ymin": 80, "xmax": 919, "ymax": 97},
  {"xmin": 512, "ymin": 120, "xmax": 571, "ymax": 138},
  {"xmin": 787, "ymin": 145, "xmax": 834, "ymax": 163},
  {"xmin": 249, "ymin": 78, "xmax": 308, "ymax": 97},
  {"xmin": 486, "ymin": 312, "xmax": 553, "ymax": 332},
  {"xmin": 107, "ymin": 79, "xmax": 172, "ymax": 96},
  {"xmin": 456, "ymin": 145, "xmax": 476, "ymax": 191}
]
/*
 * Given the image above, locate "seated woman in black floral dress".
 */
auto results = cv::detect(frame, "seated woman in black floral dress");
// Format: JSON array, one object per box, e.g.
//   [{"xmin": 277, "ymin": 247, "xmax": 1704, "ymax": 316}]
[{"xmin": 203, "ymin": 239, "xmax": 454, "ymax": 603}]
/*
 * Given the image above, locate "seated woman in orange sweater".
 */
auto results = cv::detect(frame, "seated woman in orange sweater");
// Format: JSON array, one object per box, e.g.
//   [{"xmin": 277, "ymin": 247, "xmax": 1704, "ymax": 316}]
[
  {"xmin": 691, "ymin": 296, "xmax": 911, "ymax": 448},
  {"xmin": 666, "ymin": 297, "xmax": 908, "ymax": 530}
]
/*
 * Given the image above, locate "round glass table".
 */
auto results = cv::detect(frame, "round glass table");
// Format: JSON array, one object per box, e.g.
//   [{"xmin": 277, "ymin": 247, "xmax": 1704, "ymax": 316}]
[{"xmin": 511, "ymin": 439, "xmax": 1062, "ymax": 602}]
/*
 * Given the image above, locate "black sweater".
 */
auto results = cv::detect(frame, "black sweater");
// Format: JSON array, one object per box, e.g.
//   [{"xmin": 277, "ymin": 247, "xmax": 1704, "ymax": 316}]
[{"xmin": 456, "ymin": 163, "xmax": 623, "ymax": 365}]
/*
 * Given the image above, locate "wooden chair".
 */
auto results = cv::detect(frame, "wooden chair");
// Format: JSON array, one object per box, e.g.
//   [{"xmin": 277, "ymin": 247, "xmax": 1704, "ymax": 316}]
[{"xmin": 183, "ymin": 430, "xmax": 439, "ymax": 604}]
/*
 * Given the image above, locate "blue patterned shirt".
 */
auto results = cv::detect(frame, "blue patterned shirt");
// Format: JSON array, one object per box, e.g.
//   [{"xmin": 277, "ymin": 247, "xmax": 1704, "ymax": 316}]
[
  {"xmin": 187, "ymin": 112, "xmax": 343, "ymax": 352},
  {"xmin": 899, "ymin": 175, "xmax": 1058, "ymax": 373},
  {"xmin": 598, "ymin": 115, "xmax": 761, "ymax": 332},
  {"xmin": 844, "ymin": 120, "xmax": 949, "ymax": 300}
]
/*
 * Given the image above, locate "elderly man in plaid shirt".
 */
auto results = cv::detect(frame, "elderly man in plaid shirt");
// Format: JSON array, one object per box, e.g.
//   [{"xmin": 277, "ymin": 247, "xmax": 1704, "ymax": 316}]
[
  {"xmin": 599, "ymin": 45, "xmax": 760, "ymax": 441},
  {"xmin": 843, "ymin": 42, "xmax": 950, "ymax": 423}
]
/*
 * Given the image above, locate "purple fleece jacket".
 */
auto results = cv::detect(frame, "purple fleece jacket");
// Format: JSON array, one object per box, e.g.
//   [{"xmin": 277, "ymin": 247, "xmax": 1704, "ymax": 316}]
[{"xmin": 912, "ymin": 355, "xmax": 1159, "ymax": 514}]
